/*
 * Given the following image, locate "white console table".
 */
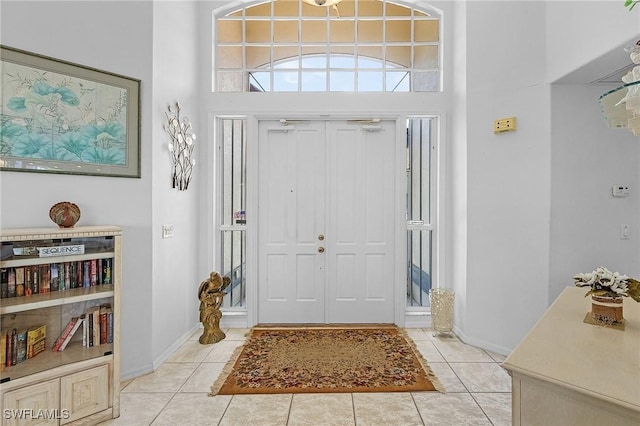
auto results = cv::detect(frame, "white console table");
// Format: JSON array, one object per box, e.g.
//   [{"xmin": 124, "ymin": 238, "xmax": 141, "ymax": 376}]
[{"xmin": 503, "ymin": 287, "xmax": 640, "ymax": 426}]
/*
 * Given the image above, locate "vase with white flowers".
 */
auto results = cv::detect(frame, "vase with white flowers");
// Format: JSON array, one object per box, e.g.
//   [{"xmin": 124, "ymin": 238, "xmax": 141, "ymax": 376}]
[{"xmin": 573, "ymin": 266, "xmax": 640, "ymax": 323}]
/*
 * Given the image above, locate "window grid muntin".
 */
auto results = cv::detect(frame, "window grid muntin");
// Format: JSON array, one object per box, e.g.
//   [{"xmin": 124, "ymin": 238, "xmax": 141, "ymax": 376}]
[{"xmin": 215, "ymin": 0, "xmax": 440, "ymax": 92}]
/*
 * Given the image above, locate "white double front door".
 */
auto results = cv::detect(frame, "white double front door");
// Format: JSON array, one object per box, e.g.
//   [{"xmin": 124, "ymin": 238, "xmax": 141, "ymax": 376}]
[{"xmin": 258, "ymin": 119, "xmax": 396, "ymax": 324}]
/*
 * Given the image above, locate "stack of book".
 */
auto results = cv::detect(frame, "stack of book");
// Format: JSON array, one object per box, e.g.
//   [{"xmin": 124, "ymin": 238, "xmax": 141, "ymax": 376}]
[
  {"xmin": 0, "ymin": 324, "xmax": 46, "ymax": 368},
  {"xmin": 50, "ymin": 303, "xmax": 113, "ymax": 352}
]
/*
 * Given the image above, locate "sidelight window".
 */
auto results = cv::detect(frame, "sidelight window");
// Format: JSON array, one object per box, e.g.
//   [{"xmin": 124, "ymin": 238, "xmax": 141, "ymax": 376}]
[
  {"xmin": 219, "ymin": 118, "xmax": 247, "ymax": 308},
  {"xmin": 406, "ymin": 117, "xmax": 435, "ymax": 307}
]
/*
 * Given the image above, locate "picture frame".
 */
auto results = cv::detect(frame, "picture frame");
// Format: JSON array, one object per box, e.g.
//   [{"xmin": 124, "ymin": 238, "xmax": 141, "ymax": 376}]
[{"xmin": 0, "ymin": 45, "xmax": 141, "ymax": 178}]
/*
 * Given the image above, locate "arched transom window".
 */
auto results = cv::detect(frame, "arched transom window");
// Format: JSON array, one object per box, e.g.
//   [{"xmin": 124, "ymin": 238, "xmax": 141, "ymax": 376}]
[{"xmin": 215, "ymin": 0, "xmax": 440, "ymax": 92}]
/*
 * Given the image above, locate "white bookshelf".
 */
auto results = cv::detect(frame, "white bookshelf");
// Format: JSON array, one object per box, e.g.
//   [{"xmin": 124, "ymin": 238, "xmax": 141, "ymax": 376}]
[{"xmin": 0, "ymin": 226, "xmax": 121, "ymax": 425}]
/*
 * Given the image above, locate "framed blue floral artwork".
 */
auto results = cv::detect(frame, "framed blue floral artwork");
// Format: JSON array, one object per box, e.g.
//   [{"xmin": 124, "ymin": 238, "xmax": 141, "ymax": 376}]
[{"xmin": 0, "ymin": 45, "xmax": 140, "ymax": 177}]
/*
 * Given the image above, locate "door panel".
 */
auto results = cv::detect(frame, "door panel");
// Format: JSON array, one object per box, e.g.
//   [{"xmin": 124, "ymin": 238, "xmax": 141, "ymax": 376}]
[
  {"xmin": 258, "ymin": 119, "xmax": 395, "ymax": 324},
  {"xmin": 327, "ymin": 121, "xmax": 395, "ymax": 323},
  {"xmin": 259, "ymin": 122, "xmax": 326, "ymax": 323}
]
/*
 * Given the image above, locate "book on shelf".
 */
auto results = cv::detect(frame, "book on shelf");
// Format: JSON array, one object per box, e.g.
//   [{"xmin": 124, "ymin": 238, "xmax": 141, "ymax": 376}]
[
  {"xmin": 39, "ymin": 264, "xmax": 50, "ymax": 293},
  {"xmin": 50, "ymin": 263, "xmax": 59, "ymax": 292},
  {"xmin": 90, "ymin": 260, "xmax": 98, "ymax": 286},
  {"xmin": 16, "ymin": 329, "xmax": 27, "ymax": 363},
  {"xmin": 11, "ymin": 329, "xmax": 17, "ymax": 366},
  {"xmin": 92, "ymin": 306, "xmax": 100, "ymax": 346},
  {"xmin": 0, "ymin": 333, "xmax": 5, "ymax": 371},
  {"xmin": 75, "ymin": 261, "xmax": 83, "ymax": 289},
  {"xmin": 100, "ymin": 306, "xmax": 109, "ymax": 344},
  {"xmin": 5, "ymin": 329, "xmax": 13, "ymax": 367},
  {"xmin": 52, "ymin": 318, "xmax": 77, "ymax": 351},
  {"xmin": 24, "ymin": 266, "xmax": 33, "ymax": 296},
  {"xmin": 98, "ymin": 258, "xmax": 103, "ymax": 284},
  {"xmin": 86, "ymin": 310, "xmax": 92, "ymax": 347},
  {"xmin": 15, "ymin": 267, "xmax": 24, "ymax": 297},
  {"xmin": 58, "ymin": 318, "xmax": 83, "ymax": 351},
  {"xmin": 26, "ymin": 324, "xmax": 46, "ymax": 359},
  {"xmin": 7, "ymin": 268, "xmax": 15, "ymax": 298},
  {"xmin": 107, "ymin": 307, "xmax": 114, "ymax": 344},
  {"xmin": 31, "ymin": 265, "xmax": 39, "ymax": 294},
  {"xmin": 81, "ymin": 314, "xmax": 87, "ymax": 347},
  {"xmin": 10, "ymin": 245, "xmax": 38, "ymax": 256},
  {"xmin": 63, "ymin": 262, "xmax": 71, "ymax": 291},
  {"xmin": 88, "ymin": 304, "xmax": 114, "ymax": 346},
  {"xmin": 0, "ymin": 268, "xmax": 7, "ymax": 298},
  {"xmin": 102, "ymin": 258, "xmax": 112, "ymax": 285},
  {"xmin": 84, "ymin": 307, "xmax": 95, "ymax": 348},
  {"xmin": 83, "ymin": 261, "xmax": 90, "ymax": 288},
  {"xmin": 79, "ymin": 305, "xmax": 109, "ymax": 347}
]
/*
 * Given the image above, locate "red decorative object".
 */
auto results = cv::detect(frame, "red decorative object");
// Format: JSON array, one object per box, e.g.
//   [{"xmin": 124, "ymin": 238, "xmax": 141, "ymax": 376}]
[{"xmin": 49, "ymin": 202, "xmax": 81, "ymax": 228}]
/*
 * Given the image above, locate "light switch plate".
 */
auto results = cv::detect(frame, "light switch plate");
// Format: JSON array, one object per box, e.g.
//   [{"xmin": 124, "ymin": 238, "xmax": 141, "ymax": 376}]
[{"xmin": 162, "ymin": 224, "xmax": 174, "ymax": 239}]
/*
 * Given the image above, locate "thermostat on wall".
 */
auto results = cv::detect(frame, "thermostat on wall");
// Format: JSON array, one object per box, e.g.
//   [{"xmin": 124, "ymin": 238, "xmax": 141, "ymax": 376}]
[{"xmin": 612, "ymin": 185, "xmax": 630, "ymax": 197}]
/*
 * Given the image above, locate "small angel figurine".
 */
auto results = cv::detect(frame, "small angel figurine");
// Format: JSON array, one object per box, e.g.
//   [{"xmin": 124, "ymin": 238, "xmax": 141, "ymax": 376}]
[{"xmin": 198, "ymin": 271, "xmax": 231, "ymax": 344}]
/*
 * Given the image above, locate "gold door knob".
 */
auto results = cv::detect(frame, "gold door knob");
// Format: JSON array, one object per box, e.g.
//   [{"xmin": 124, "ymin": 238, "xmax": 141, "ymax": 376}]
[
  {"xmin": 318, "ymin": 246, "xmax": 325, "ymax": 253},
  {"xmin": 318, "ymin": 234, "xmax": 325, "ymax": 241}
]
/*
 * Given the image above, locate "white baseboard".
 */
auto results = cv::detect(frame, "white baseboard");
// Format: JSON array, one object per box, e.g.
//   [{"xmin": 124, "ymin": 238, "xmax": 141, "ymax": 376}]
[
  {"xmin": 151, "ymin": 324, "xmax": 202, "ymax": 371},
  {"xmin": 453, "ymin": 325, "xmax": 512, "ymax": 357},
  {"xmin": 121, "ymin": 363, "xmax": 154, "ymax": 382}
]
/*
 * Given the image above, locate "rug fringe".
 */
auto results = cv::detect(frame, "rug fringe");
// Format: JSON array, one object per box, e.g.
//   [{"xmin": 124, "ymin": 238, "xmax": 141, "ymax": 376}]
[
  {"xmin": 208, "ymin": 329, "xmax": 252, "ymax": 397},
  {"xmin": 399, "ymin": 328, "xmax": 446, "ymax": 394}
]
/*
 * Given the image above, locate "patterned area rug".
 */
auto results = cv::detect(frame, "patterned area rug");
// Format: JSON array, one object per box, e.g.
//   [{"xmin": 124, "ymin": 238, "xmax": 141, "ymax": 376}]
[{"xmin": 210, "ymin": 325, "xmax": 443, "ymax": 395}]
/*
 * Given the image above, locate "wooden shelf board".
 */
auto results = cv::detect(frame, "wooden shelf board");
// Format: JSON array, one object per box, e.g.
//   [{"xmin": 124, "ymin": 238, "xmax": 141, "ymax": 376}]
[{"xmin": 0, "ymin": 285, "xmax": 114, "ymax": 315}]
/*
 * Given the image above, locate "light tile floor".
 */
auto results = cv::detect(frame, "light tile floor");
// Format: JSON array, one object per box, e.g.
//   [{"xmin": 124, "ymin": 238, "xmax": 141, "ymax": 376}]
[{"xmin": 100, "ymin": 328, "xmax": 512, "ymax": 426}]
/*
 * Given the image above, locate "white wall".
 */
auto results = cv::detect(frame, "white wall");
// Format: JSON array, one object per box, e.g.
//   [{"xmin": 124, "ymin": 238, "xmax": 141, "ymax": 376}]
[
  {"xmin": 449, "ymin": 0, "xmax": 469, "ymax": 335},
  {"xmin": 457, "ymin": 1, "xmax": 551, "ymax": 354},
  {"xmin": 546, "ymin": 1, "xmax": 640, "ymax": 306},
  {"xmin": 549, "ymin": 84, "xmax": 640, "ymax": 301},
  {"xmin": 546, "ymin": 1, "xmax": 640, "ymax": 83},
  {"xmin": 0, "ymin": 1, "xmax": 154, "ymax": 377},
  {"xmin": 452, "ymin": 0, "xmax": 640, "ymax": 356},
  {"xmin": 151, "ymin": 1, "xmax": 202, "ymax": 367}
]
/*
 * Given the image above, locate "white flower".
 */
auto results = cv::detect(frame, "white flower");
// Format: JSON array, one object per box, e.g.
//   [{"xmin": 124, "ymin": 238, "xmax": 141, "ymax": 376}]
[
  {"xmin": 192, "ymin": 134, "xmax": 197, "ymax": 141},
  {"xmin": 574, "ymin": 266, "xmax": 632, "ymax": 296},
  {"xmin": 614, "ymin": 271, "xmax": 629, "ymax": 281},
  {"xmin": 168, "ymin": 143, "xmax": 174, "ymax": 152},
  {"xmin": 191, "ymin": 158, "xmax": 196, "ymax": 166},
  {"xmin": 573, "ymin": 272, "xmax": 593, "ymax": 283}
]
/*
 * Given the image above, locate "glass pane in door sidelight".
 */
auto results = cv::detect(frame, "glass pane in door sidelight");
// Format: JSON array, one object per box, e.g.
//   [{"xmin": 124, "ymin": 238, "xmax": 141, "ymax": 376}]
[
  {"xmin": 407, "ymin": 229, "xmax": 432, "ymax": 307},
  {"xmin": 221, "ymin": 119, "xmax": 247, "ymax": 227},
  {"xmin": 406, "ymin": 117, "xmax": 433, "ymax": 308},
  {"xmin": 220, "ymin": 118, "xmax": 247, "ymax": 309},
  {"xmin": 221, "ymin": 230, "xmax": 246, "ymax": 308}
]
